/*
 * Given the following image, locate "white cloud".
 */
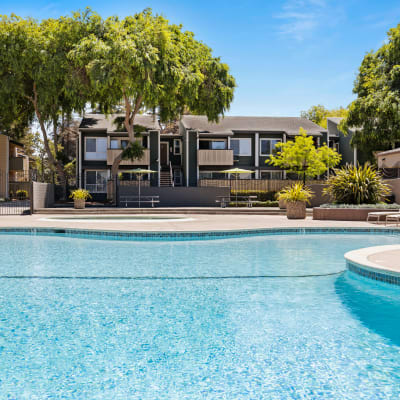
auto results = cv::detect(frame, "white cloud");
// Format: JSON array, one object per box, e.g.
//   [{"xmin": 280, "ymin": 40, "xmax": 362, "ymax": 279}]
[{"xmin": 276, "ymin": 0, "xmax": 329, "ymax": 41}]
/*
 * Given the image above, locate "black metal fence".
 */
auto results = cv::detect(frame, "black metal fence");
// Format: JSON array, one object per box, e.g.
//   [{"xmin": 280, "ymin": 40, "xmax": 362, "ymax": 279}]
[
  {"xmin": 0, "ymin": 200, "xmax": 31, "ymax": 215},
  {"xmin": 0, "ymin": 169, "xmax": 32, "ymax": 215}
]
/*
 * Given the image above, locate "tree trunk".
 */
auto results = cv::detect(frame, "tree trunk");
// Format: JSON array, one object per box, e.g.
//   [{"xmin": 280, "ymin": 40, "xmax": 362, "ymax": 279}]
[
  {"xmin": 29, "ymin": 84, "xmax": 67, "ymax": 200},
  {"xmin": 109, "ymin": 93, "xmax": 143, "ymax": 205},
  {"xmin": 53, "ymin": 118, "xmax": 67, "ymax": 201}
]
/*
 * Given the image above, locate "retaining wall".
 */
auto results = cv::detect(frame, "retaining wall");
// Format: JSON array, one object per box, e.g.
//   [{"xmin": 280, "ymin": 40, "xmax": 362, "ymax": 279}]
[{"xmin": 118, "ymin": 186, "xmax": 230, "ymax": 207}]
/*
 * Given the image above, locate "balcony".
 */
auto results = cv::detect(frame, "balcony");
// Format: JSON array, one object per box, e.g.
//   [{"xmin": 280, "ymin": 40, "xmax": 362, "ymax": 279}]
[
  {"xmin": 107, "ymin": 149, "xmax": 150, "ymax": 166},
  {"xmin": 198, "ymin": 149, "xmax": 233, "ymax": 166},
  {"xmin": 9, "ymin": 156, "xmax": 29, "ymax": 171}
]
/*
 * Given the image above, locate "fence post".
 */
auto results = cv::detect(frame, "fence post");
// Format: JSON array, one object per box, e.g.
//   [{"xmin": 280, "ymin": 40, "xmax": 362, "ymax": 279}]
[{"xmin": 30, "ymin": 181, "xmax": 34, "ymax": 214}]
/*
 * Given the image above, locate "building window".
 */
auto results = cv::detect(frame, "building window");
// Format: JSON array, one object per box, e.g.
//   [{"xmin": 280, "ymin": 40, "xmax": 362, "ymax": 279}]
[
  {"xmin": 173, "ymin": 139, "xmax": 182, "ymax": 155},
  {"xmin": 260, "ymin": 170, "xmax": 283, "ymax": 180},
  {"xmin": 231, "ymin": 138, "xmax": 252, "ymax": 156},
  {"xmin": 110, "ymin": 139, "xmax": 119, "ymax": 149},
  {"xmin": 260, "ymin": 139, "xmax": 281, "ymax": 156},
  {"xmin": 199, "ymin": 140, "xmax": 227, "ymax": 150},
  {"xmin": 85, "ymin": 137, "xmax": 107, "ymax": 160},
  {"xmin": 121, "ymin": 140, "xmax": 129, "ymax": 149},
  {"xmin": 199, "ymin": 171, "xmax": 228, "ymax": 179},
  {"xmin": 85, "ymin": 170, "xmax": 108, "ymax": 193}
]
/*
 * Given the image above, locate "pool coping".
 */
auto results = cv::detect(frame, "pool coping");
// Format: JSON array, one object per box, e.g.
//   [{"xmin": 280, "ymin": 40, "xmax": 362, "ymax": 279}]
[
  {"xmin": 345, "ymin": 245, "xmax": 400, "ymax": 286},
  {"xmin": 1, "ymin": 226, "xmax": 400, "ymax": 241}
]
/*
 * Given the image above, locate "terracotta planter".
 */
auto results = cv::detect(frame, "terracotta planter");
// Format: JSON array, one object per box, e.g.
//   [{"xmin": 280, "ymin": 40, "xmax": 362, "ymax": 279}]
[
  {"xmin": 286, "ymin": 201, "xmax": 306, "ymax": 219},
  {"xmin": 278, "ymin": 199, "xmax": 287, "ymax": 209},
  {"xmin": 74, "ymin": 199, "xmax": 86, "ymax": 209}
]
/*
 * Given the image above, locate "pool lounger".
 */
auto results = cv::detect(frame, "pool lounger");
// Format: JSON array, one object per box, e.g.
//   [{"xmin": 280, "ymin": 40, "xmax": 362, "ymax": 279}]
[
  {"xmin": 385, "ymin": 213, "xmax": 400, "ymax": 226},
  {"xmin": 367, "ymin": 211, "xmax": 400, "ymax": 223}
]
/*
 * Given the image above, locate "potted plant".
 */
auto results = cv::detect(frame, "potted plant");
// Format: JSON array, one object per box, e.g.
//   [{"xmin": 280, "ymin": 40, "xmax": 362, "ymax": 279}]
[
  {"xmin": 70, "ymin": 189, "xmax": 91, "ymax": 209},
  {"xmin": 277, "ymin": 183, "xmax": 313, "ymax": 219}
]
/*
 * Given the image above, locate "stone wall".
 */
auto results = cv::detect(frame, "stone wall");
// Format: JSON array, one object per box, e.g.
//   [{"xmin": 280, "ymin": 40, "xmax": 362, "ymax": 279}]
[{"xmin": 33, "ymin": 182, "xmax": 54, "ymax": 210}]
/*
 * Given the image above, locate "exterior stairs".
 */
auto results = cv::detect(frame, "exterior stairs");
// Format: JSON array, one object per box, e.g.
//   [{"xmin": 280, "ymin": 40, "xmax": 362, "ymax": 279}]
[{"xmin": 160, "ymin": 170, "xmax": 173, "ymax": 187}]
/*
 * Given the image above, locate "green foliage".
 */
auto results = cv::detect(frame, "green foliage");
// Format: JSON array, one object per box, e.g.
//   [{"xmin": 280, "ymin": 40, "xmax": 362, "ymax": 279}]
[
  {"xmin": 70, "ymin": 189, "xmax": 92, "ymax": 201},
  {"xmin": 16, "ymin": 190, "xmax": 28, "ymax": 200},
  {"xmin": 320, "ymin": 203, "xmax": 400, "ymax": 209},
  {"xmin": 267, "ymin": 129, "xmax": 341, "ymax": 182},
  {"xmin": 277, "ymin": 183, "xmax": 314, "ymax": 204},
  {"xmin": 301, "ymin": 105, "xmax": 348, "ymax": 128},
  {"xmin": 323, "ymin": 164, "xmax": 391, "ymax": 205},
  {"xmin": 121, "ymin": 141, "xmax": 145, "ymax": 161},
  {"xmin": 341, "ymin": 24, "xmax": 400, "ymax": 153}
]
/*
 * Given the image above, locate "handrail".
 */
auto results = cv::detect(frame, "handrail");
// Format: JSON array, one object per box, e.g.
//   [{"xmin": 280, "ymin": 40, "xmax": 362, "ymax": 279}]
[{"xmin": 169, "ymin": 161, "xmax": 174, "ymax": 187}]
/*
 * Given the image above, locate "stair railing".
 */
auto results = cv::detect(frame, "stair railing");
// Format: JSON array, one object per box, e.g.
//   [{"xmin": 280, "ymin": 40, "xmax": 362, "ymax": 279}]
[{"xmin": 169, "ymin": 161, "xmax": 174, "ymax": 187}]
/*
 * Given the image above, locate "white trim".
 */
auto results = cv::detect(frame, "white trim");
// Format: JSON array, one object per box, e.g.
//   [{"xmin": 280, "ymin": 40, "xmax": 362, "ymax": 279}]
[
  {"xmin": 354, "ymin": 146, "xmax": 358, "ymax": 165},
  {"xmin": 186, "ymin": 130, "xmax": 189, "ymax": 187},
  {"xmin": 158, "ymin": 132, "xmax": 161, "ymax": 187},
  {"xmin": 255, "ymin": 133, "xmax": 259, "ymax": 167},
  {"xmin": 259, "ymin": 138, "xmax": 282, "ymax": 156},
  {"xmin": 160, "ymin": 141, "xmax": 169, "ymax": 165},
  {"xmin": 173, "ymin": 139, "xmax": 182, "ymax": 155},
  {"xmin": 78, "ymin": 132, "xmax": 82, "ymax": 188},
  {"xmin": 5, "ymin": 135, "xmax": 9, "ymax": 198}
]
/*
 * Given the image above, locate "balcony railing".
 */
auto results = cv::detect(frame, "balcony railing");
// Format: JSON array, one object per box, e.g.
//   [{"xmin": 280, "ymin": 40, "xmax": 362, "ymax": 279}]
[
  {"xmin": 107, "ymin": 149, "xmax": 150, "ymax": 166},
  {"xmin": 198, "ymin": 149, "xmax": 234, "ymax": 166}
]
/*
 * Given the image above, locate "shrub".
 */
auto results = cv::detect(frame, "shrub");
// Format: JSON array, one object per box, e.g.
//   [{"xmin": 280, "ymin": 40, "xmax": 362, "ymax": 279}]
[
  {"xmin": 277, "ymin": 183, "xmax": 313, "ymax": 204},
  {"xmin": 323, "ymin": 163, "xmax": 391, "ymax": 205},
  {"xmin": 70, "ymin": 189, "xmax": 92, "ymax": 201},
  {"xmin": 16, "ymin": 189, "xmax": 28, "ymax": 200}
]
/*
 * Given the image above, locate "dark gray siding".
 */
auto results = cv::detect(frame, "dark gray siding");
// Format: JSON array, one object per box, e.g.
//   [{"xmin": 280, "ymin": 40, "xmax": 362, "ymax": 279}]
[{"xmin": 149, "ymin": 131, "xmax": 159, "ymax": 186}]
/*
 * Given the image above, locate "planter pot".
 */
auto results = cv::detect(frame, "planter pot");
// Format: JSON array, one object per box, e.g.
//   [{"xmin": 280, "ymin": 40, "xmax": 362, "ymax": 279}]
[
  {"xmin": 286, "ymin": 201, "xmax": 306, "ymax": 219},
  {"xmin": 278, "ymin": 199, "xmax": 287, "ymax": 209},
  {"xmin": 74, "ymin": 199, "xmax": 86, "ymax": 209}
]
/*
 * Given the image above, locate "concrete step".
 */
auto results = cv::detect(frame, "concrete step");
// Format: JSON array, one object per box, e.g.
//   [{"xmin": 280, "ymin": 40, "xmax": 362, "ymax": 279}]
[{"xmin": 34, "ymin": 207, "xmax": 312, "ymax": 215}]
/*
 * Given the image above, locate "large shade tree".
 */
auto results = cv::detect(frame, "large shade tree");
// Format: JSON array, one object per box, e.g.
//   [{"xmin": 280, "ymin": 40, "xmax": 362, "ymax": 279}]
[
  {"xmin": 301, "ymin": 104, "xmax": 348, "ymax": 129},
  {"xmin": 0, "ymin": 11, "xmax": 101, "ymax": 199},
  {"xmin": 70, "ymin": 9, "xmax": 235, "ymax": 201},
  {"xmin": 341, "ymin": 24, "xmax": 400, "ymax": 154}
]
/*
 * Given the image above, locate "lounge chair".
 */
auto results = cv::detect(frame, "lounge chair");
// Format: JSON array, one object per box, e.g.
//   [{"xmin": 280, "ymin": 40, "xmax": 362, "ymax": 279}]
[
  {"xmin": 367, "ymin": 211, "xmax": 399, "ymax": 224},
  {"xmin": 385, "ymin": 213, "xmax": 400, "ymax": 226}
]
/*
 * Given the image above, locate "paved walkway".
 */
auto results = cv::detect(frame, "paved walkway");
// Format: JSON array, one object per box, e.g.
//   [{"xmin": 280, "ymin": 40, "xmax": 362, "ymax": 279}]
[{"xmin": 0, "ymin": 213, "xmax": 394, "ymax": 232}]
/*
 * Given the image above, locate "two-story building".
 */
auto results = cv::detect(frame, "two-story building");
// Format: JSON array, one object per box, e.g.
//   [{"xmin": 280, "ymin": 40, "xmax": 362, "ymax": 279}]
[
  {"xmin": 76, "ymin": 114, "xmax": 330, "ymax": 199},
  {"xmin": 0, "ymin": 133, "xmax": 30, "ymax": 199}
]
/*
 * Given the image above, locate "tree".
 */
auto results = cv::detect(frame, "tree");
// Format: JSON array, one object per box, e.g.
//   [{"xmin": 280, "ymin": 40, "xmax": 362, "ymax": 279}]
[
  {"xmin": 301, "ymin": 105, "xmax": 348, "ymax": 128},
  {"xmin": 70, "ymin": 9, "xmax": 235, "ymax": 201},
  {"xmin": 341, "ymin": 24, "xmax": 400, "ymax": 153},
  {"xmin": 267, "ymin": 128, "xmax": 341, "ymax": 184},
  {"xmin": 0, "ymin": 11, "xmax": 100, "ymax": 199}
]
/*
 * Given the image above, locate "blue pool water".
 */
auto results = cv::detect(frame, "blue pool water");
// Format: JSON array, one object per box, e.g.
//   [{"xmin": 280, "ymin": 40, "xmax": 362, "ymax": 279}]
[{"xmin": 1, "ymin": 231, "xmax": 400, "ymax": 399}]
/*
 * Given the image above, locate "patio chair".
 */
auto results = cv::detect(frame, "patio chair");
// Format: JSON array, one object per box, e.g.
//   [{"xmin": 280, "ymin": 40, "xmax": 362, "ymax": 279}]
[
  {"xmin": 385, "ymin": 213, "xmax": 400, "ymax": 227},
  {"xmin": 367, "ymin": 211, "xmax": 400, "ymax": 224}
]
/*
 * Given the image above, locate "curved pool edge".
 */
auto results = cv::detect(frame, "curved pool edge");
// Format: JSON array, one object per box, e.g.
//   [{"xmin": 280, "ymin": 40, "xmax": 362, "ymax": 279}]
[
  {"xmin": 345, "ymin": 245, "xmax": 400, "ymax": 286},
  {"xmin": 1, "ymin": 226, "xmax": 400, "ymax": 241}
]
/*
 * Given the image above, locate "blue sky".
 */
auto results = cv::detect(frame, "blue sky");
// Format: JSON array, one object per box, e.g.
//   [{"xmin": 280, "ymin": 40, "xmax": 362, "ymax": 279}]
[{"xmin": 2, "ymin": 0, "xmax": 400, "ymax": 116}]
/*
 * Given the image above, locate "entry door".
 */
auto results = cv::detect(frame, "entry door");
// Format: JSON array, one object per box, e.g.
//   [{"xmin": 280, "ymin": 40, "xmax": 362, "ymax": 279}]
[{"xmin": 160, "ymin": 142, "xmax": 169, "ymax": 166}]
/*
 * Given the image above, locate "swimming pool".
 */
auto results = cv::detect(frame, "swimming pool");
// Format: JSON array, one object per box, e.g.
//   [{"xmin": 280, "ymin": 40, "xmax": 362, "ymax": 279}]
[{"xmin": 1, "ymin": 229, "xmax": 400, "ymax": 399}]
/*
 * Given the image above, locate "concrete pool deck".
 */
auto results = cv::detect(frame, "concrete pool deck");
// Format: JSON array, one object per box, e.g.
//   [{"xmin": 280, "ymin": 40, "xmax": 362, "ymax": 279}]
[
  {"xmin": 345, "ymin": 245, "xmax": 400, "ymax": 285},
  {"xmin": 0, "ymin": 213, "xmax": 398, "ymax": 232}
]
